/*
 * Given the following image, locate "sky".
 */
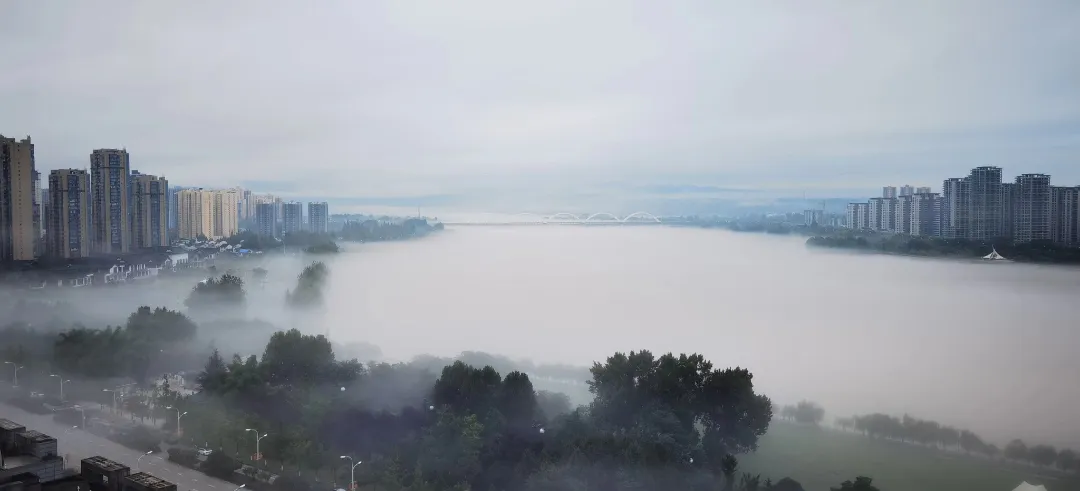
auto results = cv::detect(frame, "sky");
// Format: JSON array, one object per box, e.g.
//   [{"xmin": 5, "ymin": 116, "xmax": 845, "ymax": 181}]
[{"xmin": 2, "ymin": 1, "xmax": 1079, "ymax": 213}]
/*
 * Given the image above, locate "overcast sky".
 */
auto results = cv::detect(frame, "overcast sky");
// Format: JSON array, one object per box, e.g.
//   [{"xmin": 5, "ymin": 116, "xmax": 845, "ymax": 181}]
[{"xmin": 2, "ymin": 1, "xmax": 1078, "ymax": 212}]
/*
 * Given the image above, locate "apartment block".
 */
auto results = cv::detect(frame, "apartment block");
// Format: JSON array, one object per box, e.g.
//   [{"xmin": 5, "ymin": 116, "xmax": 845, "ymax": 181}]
[
  {"xmin": 1000, "ymin": 182, "xmax": 1016, "ymax": 239},
  {"xmin": 803, "ymin": 209, "xmax": 824, "ymax": 227},
  {"xmin": 968, "ymin": 166, "xmax": 1003, "ymax": 240},
  {"xmin": 1051, "ymin": 186, "xmax": 1080, "ymax": 247},
  {"xmin": 867, "ymin": 198, "xmax": 896, "ymax": 231},
  {"xmin": 845, "ymin": 203, "xmax": 869, "ymax": 230},
  {"xmin": 282, "ymin": 201, "xmax": 303, "ymax": 234},
  {"xmin": 177, "ymin": 189, "xmax": 213, "ymax": 240},
  {"xmin": 915, "ymin": 186, "xmax": 932, "ymax": 194},
  {"xmin": 911, "ymin": 192, "xmax": 942, "ymax": 237},
  {"xmin": 882, "ymin": 186, "xmax": 898, "ymax": 199},
  {"xmin": 132, "ymin": 174, "xmax": 169, "ymax": 248},
  {"xmin": 0, "ymin": 135, "xmax": 37, "ymax": 261},
  {"xmin": 899, "ymin": 185, "xmax": 914, "ymax": 197},
  {"xmin": 46, "ymin": 169, "xmax": 91, "ymax": 258},
  {"xmin": 894, "ymin": 195, "xmax": 913, "ymax": 235},
  {"xmin": 255, "ymin": 202, "xmax": 278, "ymax": 238},
  {"xmin": 211, "ymin": 189, "xmax": 239, "ymax": 239},
  {"xmin": 1012, "ymin": 174, "xmax": 1051, "ymax": 243},
  {"xmin": 942, "ymin": 177, "xmax": 969, "ymax": 239},
  {"xmin": 308, "ymin": 202, "xmax": 329, "ymax": 234},
  {"xmin": 90, "ymin": 149, "xmax": 132, "ymax": 254}
]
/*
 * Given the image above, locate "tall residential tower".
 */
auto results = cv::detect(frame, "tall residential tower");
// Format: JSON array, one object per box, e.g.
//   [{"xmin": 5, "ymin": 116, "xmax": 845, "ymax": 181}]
[
  {"xmin": 47, "ymin": 169, "xmax": 91, "ymax": 258},
  {"xmin": 90, "ymin": 148, "xmax": 132, "ymax": 254},
  {"xmin": 0, "ymin": 135, "xmax": 37, "ymax": 261}
]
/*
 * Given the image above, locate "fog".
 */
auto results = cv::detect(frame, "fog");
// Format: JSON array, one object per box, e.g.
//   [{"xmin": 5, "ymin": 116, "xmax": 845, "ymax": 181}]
[{"xmin": 4, "ymin": 226, "xmax": 1079, "ymax": 450}]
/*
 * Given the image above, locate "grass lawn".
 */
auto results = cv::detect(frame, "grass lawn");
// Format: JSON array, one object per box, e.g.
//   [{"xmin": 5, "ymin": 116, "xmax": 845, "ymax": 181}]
[{"xmin": 738, "ymin": 422, "xmax": 1078, "ymax": 491}]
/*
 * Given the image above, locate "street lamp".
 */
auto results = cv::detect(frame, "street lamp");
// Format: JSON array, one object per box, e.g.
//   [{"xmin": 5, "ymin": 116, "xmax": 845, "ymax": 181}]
[
  {"xmin": 50, "ymin": 374, "xmax": 70, "ymax": 401},
  {"xmin": 244, "ymin": 429, "xmax": 268, "ymax": 461},
  {"xmin": 136, "ymin": 450, "xmax": 153, "ymax": 470},
  {"xmin": 4, "ymin": 362, "xmax": 23, "ymax": 387},
  {"xmin": 165, "ymin": 406, "xmax": 187, "ymax": 434},
  {"xmin": 339, "ymin": 456, "xmax": 362, "ymax": 491}
]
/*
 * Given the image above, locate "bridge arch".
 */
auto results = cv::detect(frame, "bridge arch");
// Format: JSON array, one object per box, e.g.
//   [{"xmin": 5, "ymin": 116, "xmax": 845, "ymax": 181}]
[
  {"xmin": 621, "ymin": 211, "xmax": 662, "ymax": 222},
  {"xmin": 548, "ymin": 212, "xmax": 583, "ymax": 222},
  {"xmin": 584, "ymin": 212, "xmax": 621, "ymax": 222}
]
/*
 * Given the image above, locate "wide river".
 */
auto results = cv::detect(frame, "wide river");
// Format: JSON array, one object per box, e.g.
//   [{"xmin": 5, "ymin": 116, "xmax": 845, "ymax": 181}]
[{"xmin": 321, "ymin": 225, "xmax": 1079, "ymax": 447}]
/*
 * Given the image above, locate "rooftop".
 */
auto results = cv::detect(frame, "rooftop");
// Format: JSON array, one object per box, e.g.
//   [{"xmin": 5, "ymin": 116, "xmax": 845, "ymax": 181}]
[
  {"xmin": 17, "ymin": 430, "xmax": 56, "ymax": 444},
  {"xmin": 125, "ymin": 472, "xmax": 174, "ymax": 490},
  {"xmin": 0, "ymin": 419, "xmax": 25, "ymax": 431},
  {"xmin": 2, "ymin": 455, "xmax": 41, "ymax": 470},
  {"xmin": 82, "ymin": 456, "xmax": 128, "ymax": 472}
]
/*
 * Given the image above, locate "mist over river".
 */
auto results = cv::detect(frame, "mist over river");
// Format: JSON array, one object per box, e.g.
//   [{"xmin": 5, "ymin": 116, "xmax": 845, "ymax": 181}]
[{"xmin": 322, "ymin": 226, "xmax": 1080, "ymax": 447}]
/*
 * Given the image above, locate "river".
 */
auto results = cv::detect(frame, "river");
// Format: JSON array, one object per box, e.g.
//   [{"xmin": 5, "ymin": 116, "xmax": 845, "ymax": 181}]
[{"xmin": 319, "ymin": 225, "xmax": 1080, "ymax": 447}]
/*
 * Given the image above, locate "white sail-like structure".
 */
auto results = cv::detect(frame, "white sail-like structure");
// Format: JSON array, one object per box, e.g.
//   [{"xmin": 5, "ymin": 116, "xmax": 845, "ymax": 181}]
[{"xmin": 983, "ymin": 247, "xmax": 1007, "ymax": 261}]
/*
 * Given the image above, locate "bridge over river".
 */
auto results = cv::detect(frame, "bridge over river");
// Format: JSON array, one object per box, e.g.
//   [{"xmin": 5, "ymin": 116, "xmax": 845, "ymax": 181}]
[{"xmin": 443, "ymin": 212, "xmax": 667, "ymax": 226}]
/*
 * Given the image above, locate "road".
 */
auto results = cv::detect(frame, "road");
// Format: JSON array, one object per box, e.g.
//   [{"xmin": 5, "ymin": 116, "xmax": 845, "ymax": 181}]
[{"xmin": 2, "ymin": 402, "xmax": 237, "ymax": 491}]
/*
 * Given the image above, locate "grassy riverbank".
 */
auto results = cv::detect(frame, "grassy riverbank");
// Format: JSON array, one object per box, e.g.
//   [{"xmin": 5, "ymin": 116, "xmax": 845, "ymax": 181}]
[{"xmin": 741, "ymin": 422, "xmax": 1073, "ymax": 491}]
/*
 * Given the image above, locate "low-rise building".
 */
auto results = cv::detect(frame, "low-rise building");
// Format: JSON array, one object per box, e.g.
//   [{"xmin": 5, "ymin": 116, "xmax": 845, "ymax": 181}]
[
  {"xmin": 80, "ymin": 457, "xmax": 129, "ymax": 491},
  {"xmin": 120, "ymin": 473, "xmax": 174, "ymax": 491}
]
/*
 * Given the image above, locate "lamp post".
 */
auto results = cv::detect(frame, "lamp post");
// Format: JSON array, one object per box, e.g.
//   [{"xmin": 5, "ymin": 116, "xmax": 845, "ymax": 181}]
[
  {"xmin": 339, "ymin": 456, "xmax": 362, "ymax": 491},
  {"xmin": 245, "ymin": 429, "xmax": 268, "ymax": 461},
  {"xmin": 50, "ymin": 374, "xmax": 70, "ymax": 401},
  {"xmin": 165, "ymin": 406, "xmax": 187, "ymax": 434},
  {"xmin": 136, "ymin": 450, "xmax": 153, "ymax": 471},
  {"xmin": 73, "ymin": 405, "xmax": 86, "ymax": 428},
  {"xmin": 3, "ymin": 362, "xmax": 22, "ymax": 387}
]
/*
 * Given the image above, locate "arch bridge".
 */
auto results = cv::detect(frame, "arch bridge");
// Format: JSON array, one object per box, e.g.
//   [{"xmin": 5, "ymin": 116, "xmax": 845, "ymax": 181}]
[{"xmin": 454, "ymin": 212, "xmax": 664, "ymax": 225}]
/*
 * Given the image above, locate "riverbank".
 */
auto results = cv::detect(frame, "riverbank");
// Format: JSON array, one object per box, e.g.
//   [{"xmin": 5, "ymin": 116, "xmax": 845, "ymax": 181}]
[{"xmin": 806, "ymin": 233, "xmax": 1080, "ymax": 264}]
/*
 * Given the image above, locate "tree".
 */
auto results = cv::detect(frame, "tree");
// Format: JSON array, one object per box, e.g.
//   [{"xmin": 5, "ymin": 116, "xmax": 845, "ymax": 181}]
[
  {"xmin": 197, "ymin": 349, "xmax": 228, "ymax": 394},
  {"xmin": 1005, "ymin": 439, "xmax": 1029, "ymax": 462},
  {"xmin": 126, "ymin": 306, "xmax": 197, "ymax": 343},
  {"xmin": 185, "ymin": 274, "xmax": 246, "ymax": 310},
  {"xmin": 1056, "ymin": 449, "xmax": 1078, "ymax": 472},
  {"xmin": 830, "ymin": 476, "xmax": 879, "ymax": 491},
  {"xmin": 1028, "ymin": 444, "xmax": 1058, "ymax": 467},
  {"xmin": 792, "ymin": 401, "xmax": 825, "ymax": 425},
  {"xmin": 286, "ymin": 262, "xmax": 329, "ymax": 309}
]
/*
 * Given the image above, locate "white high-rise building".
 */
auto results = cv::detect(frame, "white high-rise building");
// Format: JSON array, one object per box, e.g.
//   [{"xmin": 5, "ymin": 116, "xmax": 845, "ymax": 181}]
[
  {"xmin": 308, "ymin": 202, "xmax": 329, "ymax": 234},
  {"xmin": 1013, "ymin": 174, "xmax": 1051, "ymax": 243}
]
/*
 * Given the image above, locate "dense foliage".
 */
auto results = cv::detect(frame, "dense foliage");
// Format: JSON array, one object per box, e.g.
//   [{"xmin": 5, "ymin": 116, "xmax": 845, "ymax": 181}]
[
  {"xmin": 807, "ymin": 234, "xmax": 1080, "ymax": 264},
  {"xmin": 838, "ymin": 412, "xmax": 1080, "ymax": 471},
  {"xmin": 175, "ymin": 336, "xmax": 781, "ymax": 491},
  {"xmin": 285, "ymin": 262, "xmax": 328, "ymax": 309},
  {"xmin": 185, "ymin": 274, "xmax": 247, "ymax": 310},
  {"xmin": 779, "ymin": 401, "xmax": 825, "ymax": 425},
  {"xmin": 340, "ymin": 218, "xmax": 438, "ymax": 242}
]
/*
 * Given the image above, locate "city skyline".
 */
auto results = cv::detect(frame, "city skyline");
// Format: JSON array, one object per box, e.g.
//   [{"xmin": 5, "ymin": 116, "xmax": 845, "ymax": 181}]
[{"xmin": 2, "ymin": 2, "xmax": 1078, "ymax": 212}]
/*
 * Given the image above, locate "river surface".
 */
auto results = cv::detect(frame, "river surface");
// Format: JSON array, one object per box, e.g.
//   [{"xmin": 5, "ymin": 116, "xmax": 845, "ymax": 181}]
[{"xmin": 320, "ymin": 226, "xmax": 1080, "ymax": 447}]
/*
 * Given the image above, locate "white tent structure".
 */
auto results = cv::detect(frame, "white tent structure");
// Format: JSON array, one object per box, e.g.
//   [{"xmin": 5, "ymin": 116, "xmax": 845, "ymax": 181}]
[
  {"xmin": 1011, "ymin": 482, "xmax": 1047, "ymax": 491},
  {"xmin": 983, "ymin": 247, "xmax": 1008, "ymax": 261}
]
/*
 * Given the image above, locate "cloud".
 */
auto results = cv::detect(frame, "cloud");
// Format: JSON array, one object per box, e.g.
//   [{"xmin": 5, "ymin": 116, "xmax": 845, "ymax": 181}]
[{"xmin": 2, "ymin": 0, "xmax": 1079, "ymax": 208}]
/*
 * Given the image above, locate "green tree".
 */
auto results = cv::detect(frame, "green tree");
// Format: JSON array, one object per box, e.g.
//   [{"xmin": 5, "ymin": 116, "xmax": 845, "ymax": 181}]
[
  {"xmin": 1005, "ymin": 439, "xmax": 1029, "ymax": 462},
  {"xmin": 185, "ymin": 274, "xmax": 246, "ymax": 310},
  {"xmin": 830, "ymin": 476, "xmax": 880, "ymax": 491},
  {"xmin": 126, "ymin": 306, "xmax": 197, "ymax": 343},
  {"xmin": 1056, "ymin": 448, "xmax": 1078, "ymax": 472},
  {"xmin": 792, "ymin": 401, "xmax": 825, "ymax": 425},
  {"xmin": 1028, "ymin": 444, "xmax": 1058, "ymax": 467}
]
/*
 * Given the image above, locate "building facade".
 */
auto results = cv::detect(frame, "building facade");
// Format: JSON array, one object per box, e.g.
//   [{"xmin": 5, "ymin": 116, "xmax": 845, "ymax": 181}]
[
  {"xmin": 967, "ymin": 166, "xmax": 1003, "ymax": 240},
  {"xmin": 132, "ymin": 174, "xmax": 169, "ymax": 248},
  {"xmin": 942, "ymin": 177, "xmax": 969, "ymax": 239},
  {"xmin": 845, "ymin": 202, "xmax": 870, "ymax": 230},
  {"xmin": 910, "ymin": 192, "xmax": 942, "ymax": 237},
  {"xmin": 1051, "ymin": 186, "xmax": 1080, "ymax": 247},
  {"xmin": 90, "ymin": 149, "xmax": 132, "ymax": 254},
  {"xmin": 0, "ymin": 135, "xmax": 38, "ymax": 261},
  {"xmin": 894, "ymin": 195, "xmax": 913, "ymax": 235},
  {"xmin": 308, "ymin": 202, "xmax": 329, "ymax": 234},
  {"xmin": 1000, "ymin": 182, "xmax": 1016, "ymax": 240},
  {"xmin": 282, "ymin": 201, "xmax": 303, "ymax": 234},
  {"xmin": 899, "ymin": 185, "xmax": 914, "ymax": 197},
  {"xmin": 915, "ymin": 186, "xmax": 932, "ymax": 194},
  {"xmin": 46, "ymin": 169, "xmax": 91, "ymax": 258},
  {"xmin": 882, "ymin": 186, "xmax": 898, "ymax": 199},
  {"xmin": 1013, "ymin": 174, "xmax": 1051, "ymax": 243},
  {"xmin": 211, "ymin": 189, "xmax": 239, "ymax": 239},
  {"xmin": 177, "ymin": 189, "xmax": 213, "ymax": 240},
  {"xmin": 255, "ymin": 202, "xmax": 278, "ymax": 238}
]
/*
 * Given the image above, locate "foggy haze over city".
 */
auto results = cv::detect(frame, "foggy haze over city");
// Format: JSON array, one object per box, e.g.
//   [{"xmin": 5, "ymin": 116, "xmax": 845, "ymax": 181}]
[{"xmin": 3, "ymin": 2, "xmax": 1080, "ymax": 491}]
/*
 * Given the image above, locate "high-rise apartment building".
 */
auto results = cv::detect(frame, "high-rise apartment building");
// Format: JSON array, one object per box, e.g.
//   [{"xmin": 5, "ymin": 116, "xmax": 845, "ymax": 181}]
[
  {"xmin": 31, "ymin": 170, "xmax": 43, "ymax": 256},
  {"xmin": 1051, "ymin": 186, "xmax": 1080, "ymax": 247},
  {"xmin": 915, "ymin": 186, "xmax": 932, "ymax": 194},
  {"xmin": 1, "ymin": 135, "xmax": 37, "ymax": 261},
  {"xmin": 942, "ymin": 177, "xmax": 969, "ymax": 239},
  {"xmin": 911, "ymin": 192, "xmax": 942, "ymax": 237},
  {"xmin": 845, "ymin": 203, "xmax": 870, "ymax": 230},
  {"xmin": 899, "ymin": 185, "xmax": 914, "ymax": 197},
  {"xmin": 167, "ymin": 185, "xmax": 184, "ymax": 239},
  {"xmin": 883, "ymin": 186, "xmax": 898, "ymax": 199},
  {"xmin": 282, "ymin": 201, "xmax": 303, "ymax": 234},
  {"xmin": 46, "ymin": 169, "xmax": 91, "ymax": 258},
  {"xmin": 894, "ymin": 195, "xmax": 913, "ymax": 235},
  {"xmin": 212, "ymin": 189, "xmax": 239, "ymax": 239},
  {"xmin": 308, "ymin": 202, "xmax": 329, "ymax": 234},
  {"xmin": 867, "ymin": 197, "xmax": 896, "ymax": 231},
  {"xmin": 90, "ymin": 148, "xmax": 132, "ymax": 254},
  {"xmin": 132, "ymin": 174, "xmax": 169, "ymax": 248},
  {"xmin": 178, "ymin": 189, "xmax": 213, "ymax": 240},
  {"xmin": 1012, "ymin": 174, "xmax": 1051, "ymax": 243},
  {"xmin": 1000, "ymin": 182, "xmax": 1016, "ymax": 239},
  {"xmin": 255, "ymin": 202, "xmax": 278, "ymax": 238},
  {"xmin": 967, "ymin": 166, "xmax": 1003, "ymax": 240}
]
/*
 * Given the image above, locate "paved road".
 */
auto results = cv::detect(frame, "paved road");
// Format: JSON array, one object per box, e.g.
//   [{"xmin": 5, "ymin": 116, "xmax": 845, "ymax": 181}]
[{"xmin": 1, "ymin": 402, "xmax": 237, "ymax": 491}]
